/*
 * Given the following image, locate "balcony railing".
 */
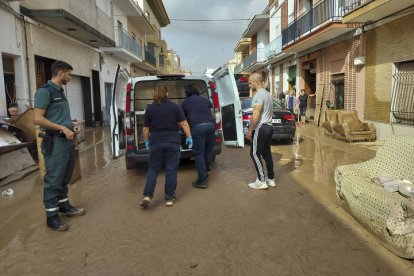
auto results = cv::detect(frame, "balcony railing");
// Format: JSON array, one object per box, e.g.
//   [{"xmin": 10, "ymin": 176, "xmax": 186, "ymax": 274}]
[
  {"xmin": 116, "ymin": 28, "xmax": 142, "ymax": 60},
  {"xmin": 282, "ymin": 0, "xmax": 347, "ymax": 47},
  {"xmin": 234, "ymin": 63, "xmax": 243, "ymax": 74},
  {"xmin": 343, "ymin": 0, "xmax": 374, "ymax": 15},
  {"xmin": 144, "ymin": 46, "xmax": 157, "ymax": 67},
  {"xmin": 159, "ymin": 55, "xmax": 165, "ymax": 67},
  {"xmin": 243, "ymin": 50, "xmax": 257, "ymax": 69},
  {"xmin": 265, "ymin": 35, "xmax": 282, "ymax": 59},
  {"xmin": 242, "ymin": 49, "xmax": 266, "ymax": 69}
]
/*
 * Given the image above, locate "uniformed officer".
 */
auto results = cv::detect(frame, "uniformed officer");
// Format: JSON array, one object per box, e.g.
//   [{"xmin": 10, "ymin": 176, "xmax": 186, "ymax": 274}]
[{"xmin": 34, "ymin": 60, "xmax": 86, "ymax": 231}]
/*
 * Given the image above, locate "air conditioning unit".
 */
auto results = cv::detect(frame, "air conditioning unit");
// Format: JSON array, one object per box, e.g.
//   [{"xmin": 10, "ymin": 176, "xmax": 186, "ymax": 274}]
[{"xmin": 354, "ymin": 56, "xmax": 366, "ymax": 65}]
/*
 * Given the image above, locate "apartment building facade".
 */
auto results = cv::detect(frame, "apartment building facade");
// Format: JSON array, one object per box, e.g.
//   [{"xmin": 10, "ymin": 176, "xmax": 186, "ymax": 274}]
[
  {"xmin": 233, "ymin": 0, "xmax": 414, "ymax": 139},
  {"xmin": 1, "ymin": 0, "xmax": 183, "ymax": 127}
]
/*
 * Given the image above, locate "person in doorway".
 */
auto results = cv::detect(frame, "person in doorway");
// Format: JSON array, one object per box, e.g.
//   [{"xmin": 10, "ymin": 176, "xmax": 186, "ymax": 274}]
[
  {"xmin": 298, "ymin": 89, "xmax": 315, "ymax": 123},
  {"xmin": 285, "ymin": 89, "xmax": 297, "ymax": 113},
  {"xmin": 246, "ymin": 73, "xmax": 275, "ymax": 190},
  {"xmin": 181, "ymin": 84, "xmax": 215, "ymax": 189},
  {"xmin": 7, "ymin": 102, "xmax": 19, "ymax": 120},
  {"xmin": 33, "ymin": 60, "xmax": 85, "ymax": 232},
  {"xmin": 140, "ymin": 85, "xmax": 192, "ymax": 208}
]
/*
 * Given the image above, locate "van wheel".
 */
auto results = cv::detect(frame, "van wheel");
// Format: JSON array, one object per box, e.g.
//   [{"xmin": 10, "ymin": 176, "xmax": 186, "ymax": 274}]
[{"xmin": 125, "ymin": 159, "xmax": 136, "ymax": 169}]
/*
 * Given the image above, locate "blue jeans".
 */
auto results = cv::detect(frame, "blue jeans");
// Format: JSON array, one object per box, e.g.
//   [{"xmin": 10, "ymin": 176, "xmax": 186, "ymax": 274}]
[
  {"xmin": 143, "ymin": 143, "xmax": 180, "ymax": 200},
  {"xmin": 192, "ymin": 123, "xmax": 215, "ymax": 184}
]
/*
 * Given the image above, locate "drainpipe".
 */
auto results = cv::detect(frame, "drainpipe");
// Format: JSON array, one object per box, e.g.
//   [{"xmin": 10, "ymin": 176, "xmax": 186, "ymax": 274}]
[{"xmin": 23, "ymin": 18, "xmax": 33, "ymax": 107}]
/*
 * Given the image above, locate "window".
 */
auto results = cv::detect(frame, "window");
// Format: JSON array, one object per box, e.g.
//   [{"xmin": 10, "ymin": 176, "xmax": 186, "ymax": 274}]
[
  {"xmin": 391, "ymin": 60, "xmax": 414, "ymax": 125},
  {"xmin": 96, "ymin": 0, "xmax": 111, "ymax": 17}
]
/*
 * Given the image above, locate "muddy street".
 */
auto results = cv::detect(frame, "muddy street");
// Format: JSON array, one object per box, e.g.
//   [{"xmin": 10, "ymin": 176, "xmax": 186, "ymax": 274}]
[{"xmin": 0, "ymin": 125, "xmax": 413, "ymax": 275}]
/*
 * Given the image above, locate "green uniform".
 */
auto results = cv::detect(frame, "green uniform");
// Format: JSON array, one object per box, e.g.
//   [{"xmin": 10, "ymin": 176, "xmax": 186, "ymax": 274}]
[{"xmin": 34, "ymin": 81, "xmax": 75, "ymax": 217}]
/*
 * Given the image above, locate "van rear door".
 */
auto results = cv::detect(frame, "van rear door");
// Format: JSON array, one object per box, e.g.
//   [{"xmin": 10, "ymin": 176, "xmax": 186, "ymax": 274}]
[
  {"xmin": 213, "ymin": 66, "xmax": 244, "ymax": 148},
  {"xmin": 110, "ymin": 65, "xmax": 130, "ymax": 158}
]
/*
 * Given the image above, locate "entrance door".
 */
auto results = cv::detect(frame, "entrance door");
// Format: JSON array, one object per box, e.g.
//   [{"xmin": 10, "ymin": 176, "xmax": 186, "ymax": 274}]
[
  {"xmin": 92, "ymin": 70, "xmax": 102, "ymax": 125},
  {"xmin": 65, "ymin": 76, "xmax": 84, "ymax": 121},
  {"xmin": 213, "ymin": 66, "xmax": 244, "ymax": 148},
  {"xmin": 110, "ymin": 65, "xmax": 130, "ymax": 158}
]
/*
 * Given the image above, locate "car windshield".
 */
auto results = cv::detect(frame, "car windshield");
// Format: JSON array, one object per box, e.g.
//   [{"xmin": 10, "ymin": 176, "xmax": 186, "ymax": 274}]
[{"xmin": 273, "ymin": 100, "xmax": 284, "ymax": 109}]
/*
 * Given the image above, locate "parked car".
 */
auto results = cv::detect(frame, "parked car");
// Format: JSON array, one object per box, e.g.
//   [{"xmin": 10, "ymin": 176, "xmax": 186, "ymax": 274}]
[
  {"xmin": 241, "ymin": 97, "xmax": 296, "ymax": 141},
  {"xmin": 110, "ymin": 65, "xmax": 244, "ymax": 169}
]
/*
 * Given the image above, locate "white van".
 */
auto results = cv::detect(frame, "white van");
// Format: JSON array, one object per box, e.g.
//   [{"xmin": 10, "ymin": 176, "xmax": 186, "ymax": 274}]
[{"xmin": 110, "ymin": 65, "xmax": 244, "ymax": 169}]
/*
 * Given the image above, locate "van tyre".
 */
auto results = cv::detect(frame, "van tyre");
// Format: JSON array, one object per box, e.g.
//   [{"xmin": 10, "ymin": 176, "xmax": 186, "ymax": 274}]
[{"xmin": 125, "ymin": 159, "xmax": 136, "ymax": 169}]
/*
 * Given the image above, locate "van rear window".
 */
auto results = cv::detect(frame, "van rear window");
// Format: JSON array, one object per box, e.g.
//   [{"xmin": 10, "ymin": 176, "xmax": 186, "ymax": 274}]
[{"xmin": 133, "ymin": 80, "xmax": 208, "ymax": 111}]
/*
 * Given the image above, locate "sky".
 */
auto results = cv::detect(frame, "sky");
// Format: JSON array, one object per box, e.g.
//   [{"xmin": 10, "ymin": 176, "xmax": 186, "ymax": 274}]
[{"xmin": 162, "ymin": 0, "xmax": 268, "ymax": 74}]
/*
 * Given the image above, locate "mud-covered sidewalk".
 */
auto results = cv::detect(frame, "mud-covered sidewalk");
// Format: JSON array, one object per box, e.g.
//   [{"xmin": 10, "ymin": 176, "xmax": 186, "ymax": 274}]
[{"xmin": 0, "ymin": 124, "xmax": 412, "ymax": 275}]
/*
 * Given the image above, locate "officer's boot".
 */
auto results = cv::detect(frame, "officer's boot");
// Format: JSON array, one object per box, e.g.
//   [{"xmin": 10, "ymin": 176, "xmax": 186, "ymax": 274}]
[
  {"xmin": 47, "ymin": 215, "xmax": 69, "ymax": 231},
  {"xmin": 59, "ymin": 201, "xmax": 86, "ymax": 217}
]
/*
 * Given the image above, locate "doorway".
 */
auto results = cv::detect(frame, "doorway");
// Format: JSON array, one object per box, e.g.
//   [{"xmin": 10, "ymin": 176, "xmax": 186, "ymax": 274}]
[
  {"xmin": 2, "ymin": 55, "xmax": 16, "ymax": 116},
  {"xmin": 92, "ymin": 70, "xmax": 102, "ymax": 125}
]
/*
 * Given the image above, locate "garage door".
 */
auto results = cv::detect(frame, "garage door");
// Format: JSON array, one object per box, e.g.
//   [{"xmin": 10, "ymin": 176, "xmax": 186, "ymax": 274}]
[{"xmin": 65, "ymin": 76, "xmax": 84, "ymax": 121}]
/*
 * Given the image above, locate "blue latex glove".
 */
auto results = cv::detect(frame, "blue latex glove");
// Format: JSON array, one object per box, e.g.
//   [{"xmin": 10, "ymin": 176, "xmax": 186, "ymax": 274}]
[
  {"xmin": 144, "ymin": 140, "xmax": 150, "ymax": 150},
  {"xmin": 186, "ymin": 137, "xmax": 193, "ymax": 149}
]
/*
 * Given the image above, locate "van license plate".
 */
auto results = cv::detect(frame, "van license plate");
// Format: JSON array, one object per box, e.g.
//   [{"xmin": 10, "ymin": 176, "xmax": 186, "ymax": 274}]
[{"xmin": 272, "ymin": 119, "xmax": 281, "ymax": 124}]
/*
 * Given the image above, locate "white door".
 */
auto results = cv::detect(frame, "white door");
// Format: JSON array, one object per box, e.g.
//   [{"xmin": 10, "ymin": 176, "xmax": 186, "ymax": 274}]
[
  {"xmin": 213, "ymin": 66, "xmax": 244, "ymax": 148},
  {"xmin": 110, "ymin": 65, "xmax": 130, "ymax": 159},
  {"xmin": 65, "ymin": 76, "xmax": 84, "ymax": 121}
]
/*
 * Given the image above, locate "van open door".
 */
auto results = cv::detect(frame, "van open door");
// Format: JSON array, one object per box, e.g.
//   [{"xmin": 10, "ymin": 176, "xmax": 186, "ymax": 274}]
[
  {"xmin": 213, "ymin": 66, "xmax": 244, "ymax": 148},
  {"xmin": 110, "ymin": 65, "xmax": 130, "ymax": 158}
]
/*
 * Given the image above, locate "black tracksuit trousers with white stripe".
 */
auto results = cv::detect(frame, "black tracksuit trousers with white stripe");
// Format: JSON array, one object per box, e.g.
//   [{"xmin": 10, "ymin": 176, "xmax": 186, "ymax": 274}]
[{"xmin": 250, "ymin": 124, "xmax": 274, "ymax": 182}]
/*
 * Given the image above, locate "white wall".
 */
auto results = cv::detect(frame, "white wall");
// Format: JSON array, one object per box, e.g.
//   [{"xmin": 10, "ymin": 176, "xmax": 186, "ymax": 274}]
[
  {"xmin": 269, "ymin": 7, "xmax": 282, "ymax": 42},
  {"xmin": 371, "ymin": 122, "xmax": 414, "ymax": 141},
  {"xmin": 257, "ymin": 28, "xmax": 268, "ymax": 62},
  {"xmin": 0, "ymin": 6, "xmax": 27, "ymax": 116}
]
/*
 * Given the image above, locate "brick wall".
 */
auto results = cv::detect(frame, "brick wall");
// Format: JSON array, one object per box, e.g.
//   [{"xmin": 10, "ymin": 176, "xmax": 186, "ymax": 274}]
[
  {"xmin": 318, "ymin": 37, "xmax": 360, "ymax": 110},
  {"xmin": 365, "ymin": 14, "xmax": 414, "ymax": 123}
]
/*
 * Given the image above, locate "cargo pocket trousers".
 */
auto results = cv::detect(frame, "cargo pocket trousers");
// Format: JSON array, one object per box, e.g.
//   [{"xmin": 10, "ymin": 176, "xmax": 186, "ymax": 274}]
[{"xmin": 42, "ymin": 137, "xmax": 75, "ymax": 217}]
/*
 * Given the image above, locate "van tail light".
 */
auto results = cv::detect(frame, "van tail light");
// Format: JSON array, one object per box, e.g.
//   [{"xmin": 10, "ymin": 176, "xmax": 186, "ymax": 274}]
[
  {"xmin": 125, "ymin": 82, "xmax": 132, "ymax": 136},
  {"xmin": 282, "ymin": 114, "xmax": 295, "ymax": 121},
  {"xmin": 215, "ymin": 137, "xmax": 222, "ymax": 143},
  {"xmin": 209, "ymin": 81, "xmax": 221, "ymax": 130},
  {"xmin": 242, "ymin": 114, "xmax": 252, "ymax": 121}
]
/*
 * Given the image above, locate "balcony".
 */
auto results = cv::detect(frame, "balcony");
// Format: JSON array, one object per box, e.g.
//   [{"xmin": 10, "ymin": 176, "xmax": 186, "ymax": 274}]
[
  {"xmin": 265, "ymin": 35, "xmax": 292, "ymax": 64},
  {"xmin": 145, "ymin": 47, "xmax": 157, "ymax": 67},
  {"xmin": 20, "ymin": 6, "xmax": 114, "ymax": 47},
  {"xmin": 234, "ymin": 38, "xmax": 251, "ymax": 52},
  {"xmin": 242, "ymin": 49, "xmax": 267, "ymax": 73},
  {"xmin": 112, "ymin": 0, "xmax": 154, "ymax": 34},
  {"xmin": 101, "ymin": 28, "xmax": 142, "ymax": 62},
  {"xmin": 342, "ymin": 0, "xmax": 414, "ymax": 23},
  {"xmin": 242, "ymin": 14, "xmax": 269, "ymax": 38},
  {"xmin": 282, "ymin": 0, "xmax": 360, "ymax": 52}
]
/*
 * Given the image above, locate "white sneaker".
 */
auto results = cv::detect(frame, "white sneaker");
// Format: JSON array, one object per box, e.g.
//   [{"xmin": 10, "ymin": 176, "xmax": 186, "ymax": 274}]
[
  {"xmin": 248, "ymin": 179, "xmax": 268, "ymax": 190},
  {"xmin": 266, "ymin": 178, "xmax": 277, "ymax": 187}
]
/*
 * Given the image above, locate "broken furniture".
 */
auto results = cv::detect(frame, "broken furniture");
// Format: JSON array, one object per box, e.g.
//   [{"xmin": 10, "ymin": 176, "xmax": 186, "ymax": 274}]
[
  {"xmin": 321, "ymin": 109, "xmax": 340, "ymax": 135},
  {"xmin": 335, "ymin": 135, "xmax": 414, "ymax": 259},
  {"xmin": 332, "ymin": 110, "xmax": 376, "ymax": 142}
]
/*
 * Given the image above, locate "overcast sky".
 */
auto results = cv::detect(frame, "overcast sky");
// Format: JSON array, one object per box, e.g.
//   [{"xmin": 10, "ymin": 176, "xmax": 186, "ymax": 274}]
[{"xmin": 162, "ymin": 0, "xmax": 268, "ymax": 74}]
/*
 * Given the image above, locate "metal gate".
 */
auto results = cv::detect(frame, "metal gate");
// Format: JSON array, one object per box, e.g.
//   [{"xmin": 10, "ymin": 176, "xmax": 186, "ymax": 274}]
[{"xmin": 391, "ymin": 61, "xmax": 414, "ymax": 126}]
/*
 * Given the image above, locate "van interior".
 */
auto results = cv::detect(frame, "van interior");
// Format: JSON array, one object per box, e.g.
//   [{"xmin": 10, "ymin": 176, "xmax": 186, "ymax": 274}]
[{"xmin": 133, "ymin": 80, "xmax": 211, "ymax": 149}]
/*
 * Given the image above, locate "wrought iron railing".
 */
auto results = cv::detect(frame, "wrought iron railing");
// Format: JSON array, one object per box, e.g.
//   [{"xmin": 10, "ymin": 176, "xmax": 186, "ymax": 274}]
[
  {"xmin": 265, "ymin": 35, "xmax": 282, "ymax": 59},
  {"xmin": 391, "ymin": 61, "xmax": 414, "ymax": 126},
  {"xmin": 144, "ymin": 46, "xmax": 156, "ymax": 67},
  {"xmin": 343, "ymin": 0, "xmax": 374, "ymax": 15},
  {"xmin": 116, "ymin": 28, "xmax": 142, "ymax": 60},
  {"xmin": 282, "ymin": 0, "xmax": 347, "ymax": 47}
]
